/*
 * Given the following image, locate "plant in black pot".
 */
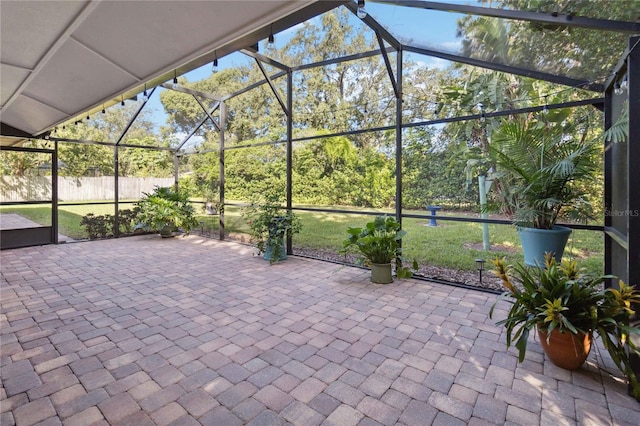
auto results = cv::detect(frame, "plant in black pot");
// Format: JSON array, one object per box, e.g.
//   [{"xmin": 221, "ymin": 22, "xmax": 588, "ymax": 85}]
[
  {"xmin": 489, "ymin": 254, "xmax": 640, "ymax": 398},
  {"xmin": 135, "ymin": 186, "xmax": 198, "ymax": 237},
  {"xmin": 489, "ymin": 114, "xmax": 599, "ymax": 266},
  {"xmin": 243, "ymin": 193, "xmax": 301, "ymax": 263},
  {"xmin": 341, "ymin": 215, "xmax": 418, "ymax": 284}
]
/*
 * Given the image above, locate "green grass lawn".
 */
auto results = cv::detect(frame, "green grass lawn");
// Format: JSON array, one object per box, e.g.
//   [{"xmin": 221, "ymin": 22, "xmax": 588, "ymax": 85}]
[
  {"xmin": 1, "ymin": 202, "xmax": 139, "ymax": 239},
  {"xmin": 1, "ymin": 202, "xmax": 604, "ymax": 274},
  {"xmin": 190, "ymin": 205, "xmax": 604, "ymax": 274},
  {"xmin": 1, "ymin": 205, "xmax": 54, "ymax": 226}
]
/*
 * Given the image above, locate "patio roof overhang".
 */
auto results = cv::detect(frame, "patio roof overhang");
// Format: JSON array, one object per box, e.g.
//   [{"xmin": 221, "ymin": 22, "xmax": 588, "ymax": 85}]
[{"xmin": 0, "ymin": 0, "xmax": 344, "ymax": 145}]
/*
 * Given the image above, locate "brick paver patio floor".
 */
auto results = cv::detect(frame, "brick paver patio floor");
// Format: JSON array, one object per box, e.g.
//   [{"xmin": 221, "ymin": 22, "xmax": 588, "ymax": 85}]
[{"xmin": 1, "ymin": 235, "xmax": 638, "ymax": 425}]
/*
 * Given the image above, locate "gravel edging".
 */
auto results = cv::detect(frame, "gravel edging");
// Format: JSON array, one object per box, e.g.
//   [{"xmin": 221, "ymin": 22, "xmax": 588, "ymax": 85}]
[{"xmin": 293, "ymin": 247, "xmax": 505, "ymax": 292}]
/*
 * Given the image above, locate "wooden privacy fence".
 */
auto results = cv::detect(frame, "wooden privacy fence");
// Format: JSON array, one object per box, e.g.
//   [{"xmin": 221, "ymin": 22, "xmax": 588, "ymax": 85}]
[{"xmin": 1, "ymin": 176, "xmax": 173, "ymax": 202}]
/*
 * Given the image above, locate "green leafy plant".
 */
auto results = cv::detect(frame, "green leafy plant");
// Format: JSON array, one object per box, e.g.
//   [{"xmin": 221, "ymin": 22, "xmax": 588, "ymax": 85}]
[
  {"xmin": 489, "ymin": 254, "xmax": 640, "ymax": 397},
  {"xmin": 341, "ymin": 215, "xmax": 418, "ymax": 279},
  {"xmin": 243, "ymin": 193, "xmax": 301, "ymax": 263},
  {"xmin": 603, "ymin": 100, "xmax": 628, "ymax": 144},
  {"xmin": 489, "ymin": 115, "xmax": 599, "ymax": 229},
  {"xmin": 80, "ymin": 208, "xmax": 141, "ymax": 239},
  {"xmin": 135, "ymin": 186, "xmax": 198, "ymax": 235},
  {"xmin": 81, "ymin": 213, "xmax": 113, "ymax": 239},
  {"xmin": 118, "ymin": 208, "xmax": 141, "ymax": 235}
]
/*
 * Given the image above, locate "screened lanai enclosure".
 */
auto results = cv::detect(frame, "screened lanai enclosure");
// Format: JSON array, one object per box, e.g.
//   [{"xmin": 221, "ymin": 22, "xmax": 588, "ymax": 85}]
[{"xmin": 2, "ymin": 0, "xmax": 640, "ymax": 398}]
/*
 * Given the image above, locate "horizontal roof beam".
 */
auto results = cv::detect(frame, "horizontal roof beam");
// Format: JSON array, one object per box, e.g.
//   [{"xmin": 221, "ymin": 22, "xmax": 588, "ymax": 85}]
[
  {"xmin": 225, "ymin": 48, "xmax": 396, "ymax": 101},
  {"xmin": 404, "ymin": 44, "xmax": 603, "ymax": 92},
  {"xmin": 48, "ymin": 137, "xmax": 174, "ymax": 151},
  {"xmin": 403, "ymin": 97, "xmax": 604, "ymax": 129},
  {"xmin": 223, "ymin": 71, "xmax": 287, "ymax": 101},
  {"xmin": 225, "ymin": 97, "xmax": 603, "ymax": 149},
  {"xmin": 292, "ymin": 47, "xmax": 395, "ymax": 71},
  {"xmin": 160, "ymin": 84, "xmax": 223, "ymax": 102},
  {"xmin": 373, "ymin": 0, "xmax": 640, "ymax": 33}
]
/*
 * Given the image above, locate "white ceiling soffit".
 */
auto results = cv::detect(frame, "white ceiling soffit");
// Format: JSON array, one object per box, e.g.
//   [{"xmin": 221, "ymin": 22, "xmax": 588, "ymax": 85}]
[{"xmin": 0, "ymin": 0, "xmax": 341, "ymax": 138}]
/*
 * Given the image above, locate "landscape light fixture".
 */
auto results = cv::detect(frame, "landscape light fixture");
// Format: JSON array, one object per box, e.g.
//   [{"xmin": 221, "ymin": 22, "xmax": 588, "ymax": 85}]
[
  {"xmin": 357, "ymin": 0, "xmax": 367, "ymax": 19},
  {"xmin": 475, "ymin": 258, "xmax": 486, "ymax": 285}
]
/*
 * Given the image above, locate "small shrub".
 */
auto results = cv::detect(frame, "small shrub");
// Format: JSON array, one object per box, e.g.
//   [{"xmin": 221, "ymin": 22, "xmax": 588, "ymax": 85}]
[
  {"xmin": 80, "ymin": 213, "xmax": 112, "ymax": 240},
  {"xmin": 80, "ymin": 208, "xmax": 142, "ymax": 239}
]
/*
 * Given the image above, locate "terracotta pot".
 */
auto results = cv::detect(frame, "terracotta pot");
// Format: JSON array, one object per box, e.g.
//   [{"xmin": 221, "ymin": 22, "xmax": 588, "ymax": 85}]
[{"xmin": 537, "ymin": 327, "xmax": 592, "ymax": 370}]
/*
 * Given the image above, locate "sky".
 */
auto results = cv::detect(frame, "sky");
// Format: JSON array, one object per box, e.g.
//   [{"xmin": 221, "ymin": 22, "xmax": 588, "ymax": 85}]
[{"xmin": 137, "ymin": 2, "xmax": 465, "ymax": 140}]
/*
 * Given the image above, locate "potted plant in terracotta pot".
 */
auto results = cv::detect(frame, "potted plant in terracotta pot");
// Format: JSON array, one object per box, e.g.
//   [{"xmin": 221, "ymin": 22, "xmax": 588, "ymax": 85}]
[
  {"xmin": 489, "ymin": 254, "xmax": 640, "ymax": 398},
  {"xmin": 243, "ymin": 193, "xmax": 301, "ymax": 264},
  {"xmin": 341, "ymin": 215, "xmax": 418, "ymax": 284},
  {"xmin": 489, "ymin": 115, "xmax": 599, "ymax": 266}
]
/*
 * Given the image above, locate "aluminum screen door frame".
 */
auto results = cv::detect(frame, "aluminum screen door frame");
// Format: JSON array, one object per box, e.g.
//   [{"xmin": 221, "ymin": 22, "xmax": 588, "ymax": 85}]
[
  {"xmin": 0, "ymin": 145, "xmax": 58, "ymax": 249},
  {"xmin": 604, "ymin": 35, "xmax": 640, "ymax": 400}
]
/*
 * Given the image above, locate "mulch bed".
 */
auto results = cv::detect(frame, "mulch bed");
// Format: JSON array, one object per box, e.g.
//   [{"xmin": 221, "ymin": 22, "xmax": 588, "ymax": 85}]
[
  {"xmin": 211, "ymin": 232, "xmax": 505, "ymax": 292},
  {"xmin": 292, "ymin": 247, "xmax": 505, "ymax": 292}
]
